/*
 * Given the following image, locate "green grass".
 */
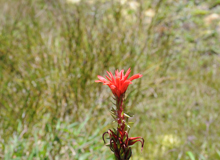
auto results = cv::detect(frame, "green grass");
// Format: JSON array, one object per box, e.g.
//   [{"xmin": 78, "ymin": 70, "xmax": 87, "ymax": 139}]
[{"xmin": 0, "ymin": 0, "xmax": 220, "ymax": 159}]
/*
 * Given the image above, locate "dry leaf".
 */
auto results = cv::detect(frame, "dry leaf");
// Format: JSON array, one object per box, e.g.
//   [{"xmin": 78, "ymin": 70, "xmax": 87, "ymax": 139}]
[
  {"xmin": 145, "ymin": 9, "xmax": 155, "ymax": 17},
  {"xmin": 204, "ymin": 13, "xmax": 220, "ymax": 24}
]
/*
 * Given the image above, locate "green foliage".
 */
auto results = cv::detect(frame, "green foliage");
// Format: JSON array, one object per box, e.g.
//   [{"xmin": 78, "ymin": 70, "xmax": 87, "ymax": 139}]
[
  {"xmin": 3, "ymin": 114, "xmax": 113, "ymax": 160},
  {"xmin": 186, "ymin": 151, "xmax": 195, "ymax": 160},
  {"xmin": 0, "ymin": 0, "xmax": 220, "ymax": 159}
]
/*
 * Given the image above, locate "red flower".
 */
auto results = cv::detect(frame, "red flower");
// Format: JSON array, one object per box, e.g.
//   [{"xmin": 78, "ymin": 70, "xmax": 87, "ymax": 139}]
[{"xmin": 95, "ymin": 68, "xmax": 142, "ymax": 97}]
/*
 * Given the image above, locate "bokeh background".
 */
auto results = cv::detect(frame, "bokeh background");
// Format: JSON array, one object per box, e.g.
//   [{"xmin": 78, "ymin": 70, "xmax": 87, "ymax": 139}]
[{"xmin": 0, "ymin": 0, "xmax": 220, "ymax": 159}]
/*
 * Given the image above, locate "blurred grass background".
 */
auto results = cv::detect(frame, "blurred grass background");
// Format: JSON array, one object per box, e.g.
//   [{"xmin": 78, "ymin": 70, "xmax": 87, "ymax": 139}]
[{"xmin": 0, "ymin": 0, "xmax": 220, "ymax": 159}]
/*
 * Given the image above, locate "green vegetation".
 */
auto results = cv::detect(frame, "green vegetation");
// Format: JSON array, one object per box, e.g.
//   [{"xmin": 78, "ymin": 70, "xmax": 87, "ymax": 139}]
[{"xmin": 0, "ymin": 0, "xmax": 219, "ymax": 159}]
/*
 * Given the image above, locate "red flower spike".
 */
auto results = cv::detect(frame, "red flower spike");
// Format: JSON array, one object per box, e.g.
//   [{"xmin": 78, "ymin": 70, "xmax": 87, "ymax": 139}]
[
  {"xmin": 97, "ymin": 69, "xmax": 144, "ymax": 159},
  {"xmin": 95, "ymin": 68, "xmax": 142, "ymax": 98}
]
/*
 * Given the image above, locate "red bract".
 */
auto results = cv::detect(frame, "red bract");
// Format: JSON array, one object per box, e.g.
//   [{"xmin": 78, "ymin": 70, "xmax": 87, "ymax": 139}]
[
  {"xmin": 103, "ymin": 129, "xmax": 144, "ymax": 159},
  {"xmin": 95, "ymin": 68, "xmax": 142, "ymax": 97}
]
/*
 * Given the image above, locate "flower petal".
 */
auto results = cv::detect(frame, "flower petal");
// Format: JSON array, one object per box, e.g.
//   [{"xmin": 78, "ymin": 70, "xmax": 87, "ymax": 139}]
[
  {"xmin": 121, "ymin": 80, "xmax": 132, "ymax": 93},
  {"xmin": 128, "ymin": 74, "xmax": 142, "ymax": 81},
  {"xmin": 124, "ymin": 68, "xmax": 131, "ymax": 80},
  {"xmin": 109, "ymin": 85, "xmax": 116, "ymax": 90},
  {"xmin": 105, "ymin": 75, "xmax": 112, "ymax": 82},
  {"xmin": 115, "ymin": 69, "xmax": 119, "ymax": 77},
  {"xmin": 97, "ymin": 75, "xmax": 108, "ymax": 81},
  {"xmin": 119, "ymin": 69, "xmax": 124, "ymax": 79},
  {"xmin": 107, "ymin": 71, "xmax": 116, "ymax": 84},
  {"xmin": 116, "ymin": 77, "xmax": 120, "ymax": 88}
]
